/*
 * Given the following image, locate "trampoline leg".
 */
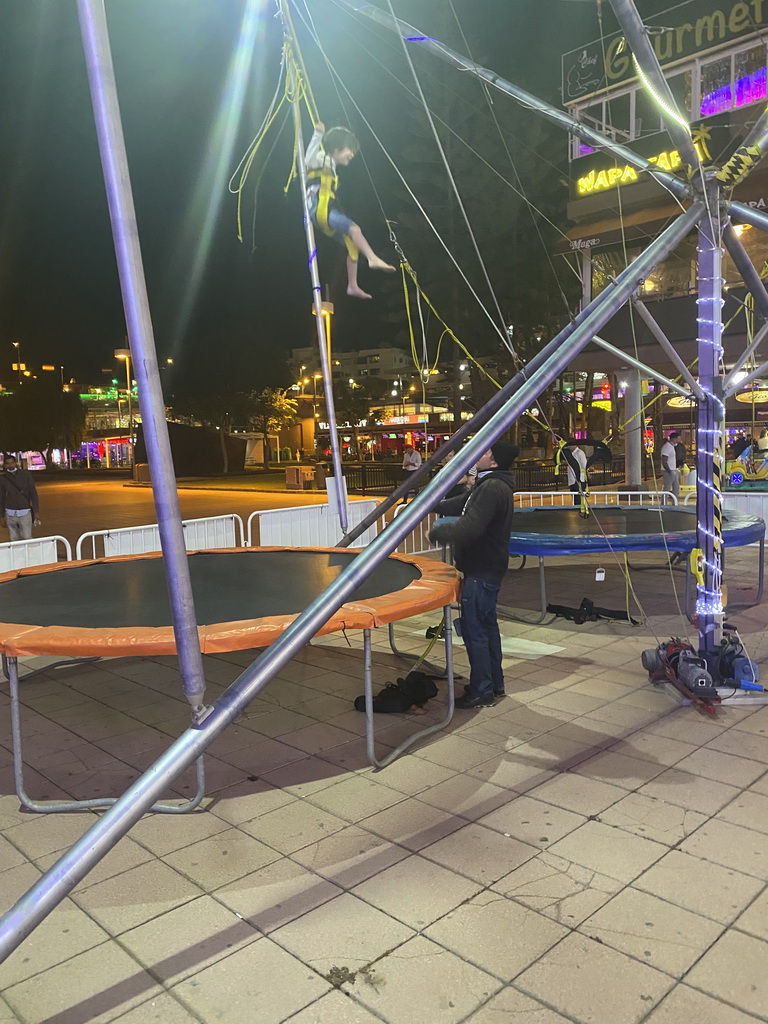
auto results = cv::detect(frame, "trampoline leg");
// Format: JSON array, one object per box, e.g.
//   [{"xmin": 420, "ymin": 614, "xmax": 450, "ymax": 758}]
[
  {"xmin": 387, "ymin": 621, "xmax": 447, "ymax": 677},
  {"xmin": 685, "ymin": 560, "xmax": 695, "ymax": 624},
  {"xmin": 365, "ymin": 608, "xmax": 455, "ymax": 769},
  {"xmin": 498, "ymin": 556, "xmax": 551, "ymax": 625},
  {"xmin": 8, "ymin": 656, "xmax": 206, "ymax": 815},
  {"xmin": 725, "ymin": 535, "xmax": 766, "ymax": 610}
]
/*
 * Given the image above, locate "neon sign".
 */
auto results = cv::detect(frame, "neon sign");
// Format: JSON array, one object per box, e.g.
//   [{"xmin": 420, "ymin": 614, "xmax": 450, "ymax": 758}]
[{"xmin": 577, "ymin": 139, "xmax": 710, "ymax": 195}]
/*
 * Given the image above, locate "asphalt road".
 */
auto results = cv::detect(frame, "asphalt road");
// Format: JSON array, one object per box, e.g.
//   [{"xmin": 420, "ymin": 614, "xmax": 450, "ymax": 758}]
[{"xmin": 24, "ymin": 478, "xmax": 343, "ymax": 547}]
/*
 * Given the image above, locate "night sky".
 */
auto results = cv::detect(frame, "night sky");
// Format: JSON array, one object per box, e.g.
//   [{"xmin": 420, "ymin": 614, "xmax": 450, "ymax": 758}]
[{"xmin": 0, "ymin": 1, "xmax": 657, "ymax": 389}]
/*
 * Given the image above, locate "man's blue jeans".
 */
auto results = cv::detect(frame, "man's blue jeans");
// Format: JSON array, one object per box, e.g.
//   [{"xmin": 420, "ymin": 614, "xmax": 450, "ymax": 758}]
[{"xmin": 460, "ymin": 576, "xmax": 504, "ymax": 699}]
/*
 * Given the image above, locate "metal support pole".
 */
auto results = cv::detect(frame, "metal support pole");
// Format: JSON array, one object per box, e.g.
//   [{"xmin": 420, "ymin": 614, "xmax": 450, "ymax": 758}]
[
  {"xmin": 696, "ymin": 182, "xmax": 726, "ymax": 658},
  {"xmin": 334, "ymin": 0, "xmax": 693, "ymax": 204},
  {"xmin": 724, "ymin": 320, "xmax": 768, "ymax": 392},
  {"xmin": 723, "ymin": 222, "xmax": 768, "ymax": 319},
  {"xmin": 631, "ymin": 300, "xmax": 706, "ymax": 399},
  {"xmin": 0, "ymin": 205, "xmax": 702, "ymax": 962},
  {"xmin": 608, "ymin": 0, "xmax": 699, "ymax": 170},
  {"xmin": 340, "ymin": 203, "xmax": 703, "ymax": 546},
  {"xmin": 593, "ymin": 335, "xmax": 697, "ymax": 399},
  {"xmin": 724, "ymin": 353, "xmax": 768, "ymax": 399},
  {"xmin": 624, "ymin": 368, "xmax": 643, "ymax": 488},
  {"xmin": 730, "ymin": 200, "xmax": 768, "ymax": 234},
  {"xmin": 282, "ymin": 63, "xmax": 348, "ymax": 529},
  {"xmin": 77, "ymin": 0, "xmax": 206, "ymax": 710}
]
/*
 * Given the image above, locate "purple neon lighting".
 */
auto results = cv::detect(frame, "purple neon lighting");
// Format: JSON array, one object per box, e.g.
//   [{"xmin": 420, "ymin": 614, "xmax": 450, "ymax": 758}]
[{"xmin": 700, "ymin": 66, "xmax": 767, "ymax": 117}]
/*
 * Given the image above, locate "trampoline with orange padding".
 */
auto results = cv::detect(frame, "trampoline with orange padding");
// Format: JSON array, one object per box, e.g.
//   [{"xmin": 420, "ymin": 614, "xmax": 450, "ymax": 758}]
[{"xmin": 1, "ymin": 548, "xmax": 460, "ymax": 809}]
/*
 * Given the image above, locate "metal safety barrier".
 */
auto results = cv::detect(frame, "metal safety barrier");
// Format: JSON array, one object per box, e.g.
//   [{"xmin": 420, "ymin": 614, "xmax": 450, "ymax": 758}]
[
  {"xmin": 76, "ymin": 514, "xmax": 245, "ymax": 559},
  {"xmin": 0, "ymin": 535, "xmax": 72, "ymax": 571},
  {"xmin": 515, "ymin": 490, "xmax": 678, "ymax": 508},
  {"xmin": 247, "ymin": 500, "xmax": 380, "ymax": 547}
]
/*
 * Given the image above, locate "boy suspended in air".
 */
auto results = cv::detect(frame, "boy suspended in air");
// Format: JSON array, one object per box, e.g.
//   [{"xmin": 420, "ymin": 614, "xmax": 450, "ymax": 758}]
[{"xmin": 305, "ymin": 122, "xmax": 394, "ymax": 299}]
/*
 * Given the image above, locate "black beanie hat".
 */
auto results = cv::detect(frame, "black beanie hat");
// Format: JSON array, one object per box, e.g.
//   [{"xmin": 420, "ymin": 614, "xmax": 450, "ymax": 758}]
[{"xmin": 490, "ymin": 441, "xmax": 519, "ymax": 470}]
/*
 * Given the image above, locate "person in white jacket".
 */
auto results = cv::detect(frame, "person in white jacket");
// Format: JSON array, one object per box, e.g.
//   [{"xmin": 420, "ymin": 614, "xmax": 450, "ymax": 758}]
[{"xmin": 305, "ymin": 122, "xmax": 394, "ymax": 298}]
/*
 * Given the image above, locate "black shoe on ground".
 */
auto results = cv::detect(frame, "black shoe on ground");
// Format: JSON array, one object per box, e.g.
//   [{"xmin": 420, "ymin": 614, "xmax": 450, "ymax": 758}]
[
  {"xmin": 455, "ymin": 693, "xmax": 496, "ymax": 710},
  {"xmin": 464, "ymin": 684, "xmax": 505, "ymax": 699}
]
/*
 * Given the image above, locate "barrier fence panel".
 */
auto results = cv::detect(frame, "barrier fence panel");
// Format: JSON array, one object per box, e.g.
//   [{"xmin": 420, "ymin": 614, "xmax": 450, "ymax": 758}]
[
  {"xmin": 248, "ymin": 500, "xmax": 380, "ymax": 548},
  {"xmin": 0, "ymin": 536, "xmax": 72, "ymax": 572},
  {"xmin": 515, "ymin": 490, "xmax": 678, "ymax": 508},
  {"xmin": 76, "ymin": 515, "xmax": 245, "ymax": 560},
  {"xmin": 392, "ymin": 504, "xmax": 441, "ymax": 556}
]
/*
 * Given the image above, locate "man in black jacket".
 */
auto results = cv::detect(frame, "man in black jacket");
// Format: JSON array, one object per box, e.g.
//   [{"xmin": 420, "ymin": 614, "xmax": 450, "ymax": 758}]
[
  {"xmin": 429, "ymin": 441, "xmax": 517, "ymax": 709},
  {"xmin": 0, "ymin": 454, "xmax": 41, "ymax": 541}
]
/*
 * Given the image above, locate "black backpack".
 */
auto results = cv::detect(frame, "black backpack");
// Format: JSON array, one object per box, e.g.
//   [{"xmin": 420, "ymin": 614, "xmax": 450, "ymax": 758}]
[{"xmin": 354, "ymin": 670, "xmax": 439, "ymax": 713}]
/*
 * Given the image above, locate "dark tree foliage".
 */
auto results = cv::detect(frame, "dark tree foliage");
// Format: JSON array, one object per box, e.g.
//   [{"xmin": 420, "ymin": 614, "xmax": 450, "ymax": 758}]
[{"xmin": 0, "ymin": 377, "xmax": 86, "ymax": 464}]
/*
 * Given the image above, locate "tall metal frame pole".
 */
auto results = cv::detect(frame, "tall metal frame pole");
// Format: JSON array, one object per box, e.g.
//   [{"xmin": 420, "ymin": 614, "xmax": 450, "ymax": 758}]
[
  {"xmin": 281, "ymin": 30, "xmax": 348, "ymax": 529},
  {"xmin": 77, "ymin": 0, "xmax": 206, "ymax": 710},
  {"xmin": 696, "ymin": 183, "xmax": 726, "ymax": 657},
  {"xmin": 722, "ymin": 223, "xmax": 768, "ymax": 319},
  {"xmin": 0, "ymin": 205, "xmax": 699, "ymax": 961}
]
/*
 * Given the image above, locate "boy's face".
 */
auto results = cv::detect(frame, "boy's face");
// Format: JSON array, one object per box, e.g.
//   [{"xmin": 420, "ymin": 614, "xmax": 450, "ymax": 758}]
[{"xmin": 331, "ymin": 146, "xmax": 355, "ymax": 166}]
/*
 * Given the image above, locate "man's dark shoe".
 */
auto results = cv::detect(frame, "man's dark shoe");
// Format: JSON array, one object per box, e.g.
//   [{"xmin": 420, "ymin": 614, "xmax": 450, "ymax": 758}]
[
  {"xmin": 455, "ymin": 693, "xmax": 496, "ymax": 710},
  {"xmin": 464, "ymin": 684, "xmax": 505, "ymax": 699}
]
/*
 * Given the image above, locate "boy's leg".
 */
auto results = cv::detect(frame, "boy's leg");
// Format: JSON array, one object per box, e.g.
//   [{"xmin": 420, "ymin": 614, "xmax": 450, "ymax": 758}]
[
  {"xmin": 347, "ymin": 224, "xmax": 395, "ymax": 273},
  {"xmin": 346, "ymin": 256, "xmax": 373, "ymax": 300}
]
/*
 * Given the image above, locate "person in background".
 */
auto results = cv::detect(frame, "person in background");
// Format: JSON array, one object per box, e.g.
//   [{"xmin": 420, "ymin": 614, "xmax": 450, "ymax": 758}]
[
  {"xmin": 401, "ymin": 444, "xmax": 422, "ymax": 501},
  {"xmin": 0, "ymin": 454, "xmax": 40, "ymax": 540},
  {"xmin": 660, "ymin": 431, "xmax": 680, "ymax": 498},
  {"xmin": 561, "ymin": 439, "xmax": 588, "ymax": 506},
  {"xmin": 757, "ymin": 428, "xmax": 768, "ymax": 452},
  {"xmin": 429, "ymin": 441, "xmax": 518, "ymax": 710}
]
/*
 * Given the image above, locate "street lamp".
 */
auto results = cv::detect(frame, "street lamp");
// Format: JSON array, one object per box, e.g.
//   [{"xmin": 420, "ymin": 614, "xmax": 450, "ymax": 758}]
[
  {"xmin": 114, "ymin": 348, "xmax": 134, "ymax": 466},
  {"xmin": 11, "ymin": 342, "xmax": 22, "ymax": 385}
]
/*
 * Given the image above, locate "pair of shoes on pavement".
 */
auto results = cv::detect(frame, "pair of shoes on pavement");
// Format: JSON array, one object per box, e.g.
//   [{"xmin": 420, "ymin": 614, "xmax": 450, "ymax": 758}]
[
  {"xmin": 463, "ymin": 683, "xmax": 505, "ymax": 699},
  {"xmin": 455, "ymin": 691, "xmax": 497, "ymax": 710}
]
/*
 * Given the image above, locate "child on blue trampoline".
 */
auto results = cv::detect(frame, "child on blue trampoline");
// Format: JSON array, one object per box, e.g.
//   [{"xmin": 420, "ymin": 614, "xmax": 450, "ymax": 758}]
[{"xmin": 305, "ymin": 122, "xmax": 395, "ymax": 299}]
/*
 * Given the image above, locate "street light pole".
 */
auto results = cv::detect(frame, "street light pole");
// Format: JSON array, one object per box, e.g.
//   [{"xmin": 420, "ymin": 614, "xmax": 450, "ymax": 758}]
[
  {"xmin": 115, "ymin": 348, "xmax": 133, "ymax": 466},
  {"xmin": 12, "ymin": 342, "xmax": 21, "ymax": 385}
]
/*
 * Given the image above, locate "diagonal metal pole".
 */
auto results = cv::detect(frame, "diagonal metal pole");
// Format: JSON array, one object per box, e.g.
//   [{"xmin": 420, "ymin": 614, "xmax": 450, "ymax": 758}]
[
  {"xmin": 592, "ymin": 334, "xmax": 699, "ymax": 399},
  {"xmin": 631, "ymin": 300, "xmax": 706, "ymax": 399},
  {"xmin": 724, "ymin": 353, "xmax": 768, "ymax": 399},
  {"xmin": 718, "ymin": 105, "xmax": 768, "ymax": 188},
  {"xmin": 339, "ymin": 202, "xmax": 703, "ymax": 546},
  {"xmin": 608, "ymin": 0, "xmax": 699, "ymax": 171},
  {"xmin": 0, "ymin": 201, "xmax": 702, "ymax": 962},
  {"xmin": 723, "ymin": 222, "xmax": 768, "ymax": 319},
  {"xmin": 77, "ymin": 0, "xmax": 206, "ymax": 710},
  {"xmin": 724, "ymin": 320, "xmax": 768, "ymax": 392},
  {"xmin": 730, "ymin": 200, "xmax": 768, "ymax": 234},
  {"xmin": 334, "ymin": 0, "xmax": 693, "ymax": 203}
]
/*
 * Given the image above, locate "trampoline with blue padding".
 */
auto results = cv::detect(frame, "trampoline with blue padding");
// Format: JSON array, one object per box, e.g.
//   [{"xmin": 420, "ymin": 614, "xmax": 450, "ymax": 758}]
[{"xmin": 505, "ymin": 506, "xmax": 765, "ymax": 623}]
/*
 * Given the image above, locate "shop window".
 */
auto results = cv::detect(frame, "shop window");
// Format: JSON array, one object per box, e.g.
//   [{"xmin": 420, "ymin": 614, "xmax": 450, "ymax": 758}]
[
  {"xmin": 668, "ymin": 71, "xmax": 692, "ymax": 120},
  {"xmin": 700, "ymin": 55, "xmax": 732, "ymax": 116},
  {"xmin": 634, "ymin": 88, "xmax": 663, "ymax": 137},
  {"xmin": 603, "ymin": 92, "xmax": 631, "ymax": 141},
  {"xmin": 735, "ymin": 46, "xmax": 768, "ymax": 109}
]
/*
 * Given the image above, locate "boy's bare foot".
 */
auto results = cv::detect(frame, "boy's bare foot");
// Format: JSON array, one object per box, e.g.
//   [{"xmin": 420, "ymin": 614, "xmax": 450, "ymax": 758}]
[
  {"xmin": 347, "ymin": 284, "xmax": 372, "ymax": 299},
  {"xmin": 368, "ymin": 257, "xmax": 395, "ymax": 272}
]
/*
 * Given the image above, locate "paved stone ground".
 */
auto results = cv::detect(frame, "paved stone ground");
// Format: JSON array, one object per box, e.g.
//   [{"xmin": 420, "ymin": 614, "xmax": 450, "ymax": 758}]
[{"xmin": 0, "ymin": 539, "xmax": 767, "ymax": 1023}]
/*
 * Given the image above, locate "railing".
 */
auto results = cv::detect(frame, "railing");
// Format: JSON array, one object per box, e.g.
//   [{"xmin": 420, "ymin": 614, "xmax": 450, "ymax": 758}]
[
  {"xmin": 76, "ymin": 514, "xmax": 245, "ymax": 559},
  {"xmin": 515, "ymin": 490, "xmax": 678, "ymax": 508},
  {"xmin": 247, "ymin": 500, "xmax": 380, "ymax": 547},
  {"xmin": 0, "ymin": 536, "xmax": 72, "ymax": 572},
  {"xmin": 392, "ymin": 503, "xmax": 441, "ymax": 555}
]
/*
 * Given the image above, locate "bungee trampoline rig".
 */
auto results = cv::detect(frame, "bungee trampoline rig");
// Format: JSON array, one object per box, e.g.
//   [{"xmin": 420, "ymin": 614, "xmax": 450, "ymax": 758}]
[{"xmin": 3, "ymin": 0, "xmax": 768, "ymax": 961}]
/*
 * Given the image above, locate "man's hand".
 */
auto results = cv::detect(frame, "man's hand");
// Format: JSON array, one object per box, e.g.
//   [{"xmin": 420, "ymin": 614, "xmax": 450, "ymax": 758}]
[
  {"xmin": 315, "ymin": 121, "xmax": 325, "ymax": 134},
  {"xmin": 33, "ymin": 519, "xmax": 41, "ymax": 527},
  {"xmin": 428, "ymin": 518, "xmax": 457, "ymax": 544}
]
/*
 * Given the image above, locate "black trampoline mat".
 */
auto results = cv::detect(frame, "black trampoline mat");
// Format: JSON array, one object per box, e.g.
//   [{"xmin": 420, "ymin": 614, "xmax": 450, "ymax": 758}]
[
  {"xmin": 0, "ymin": 550, "xmax": 421, "ymax": 629},
  {"xmin": 513, "ymin": 506, "xmax": 699, "ymax": 538}
]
